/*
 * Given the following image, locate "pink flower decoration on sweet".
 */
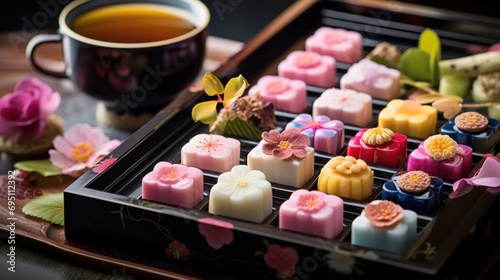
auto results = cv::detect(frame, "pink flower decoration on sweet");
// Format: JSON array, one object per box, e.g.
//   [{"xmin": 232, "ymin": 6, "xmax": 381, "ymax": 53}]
[
  {"xmin": 92, "ymin": 157, "xmax": 118, "ymax": 174},
  {"xmin": 49, "ymin": 123, "xmax": 121, "ymax": 177},
  {"xmin": 306, "ymin": 27, "xmax": 363, "ymax": 64},
  {"xmin": 278, "ymin": 50, "xmax": 336, "ymax": 88},
  {"xmin": 0, "ymin": 76, "xmax": 60, "ymax": 140},
  {"xmin": 165, "ymin": 240, "xmax": 189, "ymax": 261},
  {"xmin": 248, "ymin": 75, "xmax": 307, "ymax": 113},
  {"xmin": 262, "ymin": 128, "xmax": 310, "ymax": 160},
  {"xmin": 263, "ymin": 244, "xmax": 299, "ymax": 277},
  {"xmin": 198, "ymin": 217, "xmax": 234, "ymax": 250}
]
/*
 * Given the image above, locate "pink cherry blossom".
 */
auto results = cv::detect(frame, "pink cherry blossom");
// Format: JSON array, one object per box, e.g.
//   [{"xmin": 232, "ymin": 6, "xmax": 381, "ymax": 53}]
[
  {"xmin": 198, "ymin": 218, "xmax": 234, "ymax": 250},
  {"xmin": 0, "ymin": 76, "xmax": 60, "ymax": 140},
  {"xmin": 165, "ymin": 240, "xmax": 189, "ymax": 261},
  {"xmin": 49, "ymin": 123, "xmax": 121, "ymax": 177},
  {"xmin": 263, "ymin": 244, "xmax": 299, "ymax": 277},
  {"xmin": 261, "ymin": 128, "xmax": 310, "ymax": 159}
]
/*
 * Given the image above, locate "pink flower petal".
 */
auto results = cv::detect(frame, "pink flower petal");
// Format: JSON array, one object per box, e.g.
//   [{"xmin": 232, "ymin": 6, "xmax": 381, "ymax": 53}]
[
  {"xmin": 262, "ymin": 130, "xmax": 281, "ymax": 144},
  {"xmin": 273, "ymin": 148, "xmax": 293, "ymax": 159}
]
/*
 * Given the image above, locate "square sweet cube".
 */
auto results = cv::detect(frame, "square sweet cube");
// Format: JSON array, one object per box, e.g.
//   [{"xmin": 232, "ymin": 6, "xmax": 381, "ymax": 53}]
[
  {"xmin": 248, "ymin": 75, "xmax": 307, "ymax": 113},
  {"xmin": 305, "ymin": 27, "xmax": 363, "ymax": 64},
  {"xmin": 407, "ymin": 135, "xmax": 473, "ymax": 181},
  {"xmin": 278, "ymin": 50, "xmax": 336, "ymax": 88},
  {"xmin": 340, "ymin": 59, "xmax": 401, "ymax": 100},
  {"xmin": 279, "ymin": 189, "xmax": 344, "ymax": 239},
  {"xmin": 351, "ymin": 200, "xmax": 417, "ymax": 254},
  {"xmin": 247, "ymin": 129, "xmax": 315, "ymax": 188},
  {"xmin": 142, "ymin": 162, "xmax": 204, "ymax": 208},
  {"xmin": 285, "ymin": 113, "xmax": 344, "ymax": 154},
  {"xmin": 181, "ymin": 134, "xmax": 240, "ymax": 173},
  {"xmin": 209, "ymin": 165, "xmax": 273, "ymax": 223},
  {"xmin": 312, "ymin": 88, "xmax": 372, "ymax": 127},
  {"xmin": 378, "ymin": 99, "xmax": 437, "ymax": 139}
]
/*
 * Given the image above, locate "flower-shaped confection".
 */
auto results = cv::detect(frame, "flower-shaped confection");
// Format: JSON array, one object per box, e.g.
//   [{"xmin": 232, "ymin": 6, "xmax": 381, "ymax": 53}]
[
  {"xmin": 181, "ymin": 134, "xmax": 240, "ymax": 173},
  {"xmin": 142, "ymin": 161, "xmax": 204, "ymax": 208},
  {"xmin": 261, "ymin": 128, "xmax": 310, "ymax": 160},
  {"xmin": 49, "ymin": 123, "xmax": 121, "ymax": 178},
  {"xmin": 347, "ymin": 127, "xmax": 407, "ymax": 168},
  {"xmin": 208, "ymin": 165, "xmax": 273, "ymax": 223},
  {"xmin": 285, "ymin": 114, "xmax": 344, "ymax": 154},
  {"xmin": 378, "ymin": 99, "xmax": 438, "ymax": 139},
  {"xmin": 317, "ymin": 156, "xmax": 374, "ymax": 200},
  {"xmin": 382, "ymin": 171, "xmax": 444, "ymax": 215},
  {"xmin": 407, "ymin": 134, "xmax": 472, "ymax": 181},
  {"xmin": 312, "ymin": 88, "xmax": 372, "ymax": 127},
  {"xmin": 351, "ymin": 200, "xmax": 417, "ymax": 254},
  {"xmin": 305, "ymin": 27, "xmax": 363, "ymax": 64},
  {"xmin": 247, "ymin": 128, "xmax": 315, "ymax": 187},
  {"xmin": 340, "ymin": 59, "xmax": 401, "ymax": 100},
  {"xmin": 279, "ymin": 189, "xmax": 344, "ymax": 239},
  {"xmin": 0, "ymin": 76, "xmax": 61, "ymax": 140},
  {"xmin": 248, "ymin": 75, "xmax": 307, "ymax": 113},
  {"xmin": 278, "ymin": 50, "xmax": 336, "ymax": 88},
  {"xmin": 440, "ymin": 111, "xmax": 500, "ymax": 154}
]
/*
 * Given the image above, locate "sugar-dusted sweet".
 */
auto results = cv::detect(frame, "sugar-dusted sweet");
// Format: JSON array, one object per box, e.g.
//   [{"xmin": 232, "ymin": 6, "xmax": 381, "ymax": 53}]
[
  {"xmin": 407, "ymin": 134, "xmax": 472, "ymax": 181},
  {"xmin": 378, "ymin": 99, "xmax": 438, "ymax": 139},
  {"xmin": 209, "ymin": 165, "xmax": 272, "ymax": 223},
  {"xmin": 347, "ymin": 127, "xmax": 407, "ymax": 168},
  {"xmin": 312, "ymin": 88, "xmax": 372, "ymax": 127},
  {"xmin": 285, "ymin": 114, "xmax": 344, "ymax": 154},
  {"xmin": 142, "ymin": 161, "xmax": 204, "ymax": 208},
  {"xmin": 440, "ymin": 111, "xmax": 500, "ymax": 154},
  {"xmin": 340, "ymin": 59, "xmax": 401, "ymax": 100},
  {"xmin": 317, "ymin": 156, "xmax": 373, "ymax": 200},
  {"xmin": 351, "ymin": 200, "xmax": 417, "ymax": 254},
  {"xmin": 277, "ymin": 50, "xmax": 336, "ymax": 88},
  {"xmin": 382, "ymin": 170, "xmax": 444, "ymax": 215},
  {"xmin": 279, "ymin": 189, "xmax": 344, "ymax": 239},
  {"xmin": 248, "ymin": 75, "xmax": 307, "ymax": 114},
  {"xmin": 247, "ymin": 128, "xmax": 314, "ymax": 188},
  {"xmin": 181, "ymin": 134, "xmax": 240, "ymax": 173},
  {"xmin": 305, "ymin": 27, "xmax": 363, "ymax": 64}
]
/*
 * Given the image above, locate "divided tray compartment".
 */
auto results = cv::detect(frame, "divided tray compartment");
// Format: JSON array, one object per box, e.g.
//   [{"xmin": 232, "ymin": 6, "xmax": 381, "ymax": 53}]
[{"xmin": 64, "ymin": 0, "xmax": 500, "ymax": 278}]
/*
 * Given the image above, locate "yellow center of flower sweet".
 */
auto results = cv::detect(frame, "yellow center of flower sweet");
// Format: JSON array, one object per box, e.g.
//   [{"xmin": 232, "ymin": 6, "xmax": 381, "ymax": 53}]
[
  {"xmin": 71, "ymin": 142, "xmax": 93, "ymax": 162},
  {"xmin": 267, "ymin": 81, "xmax": 287, "ymax": 93},
  {"xmin": 236, "ymin": 178, "xmax": 248, "ymax": 187},
  {"xmin": 398, "ymin": 99, "xmax": 422, "ymax": 114},
  {"xmin": 278, "ymin": 140, "xmax": 291, "ymax": 150},
  {"xmin": 423, "ymin": 134, "xmax": 458, "ymax": 161},
  {"xmin": 330, "ymin": 156, "xmax": 368, "ymax": 175},
  {"xmin": 466, "ymin": 114, "xmax": 479, "ymax": 122},
  {"xmin": 361, "ymin": 127, "xmax": 394, "ymax": 145}
]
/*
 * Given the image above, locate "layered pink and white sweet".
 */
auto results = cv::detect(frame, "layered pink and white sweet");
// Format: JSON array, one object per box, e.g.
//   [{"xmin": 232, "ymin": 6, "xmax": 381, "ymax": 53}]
[
  {"xmin": 279, "ymin": 189, "xmax": 344, "ymax": 239},
  {"xmin": 312, "ymin": 88, "xmax": 372, "ymax": 127},
  {"xmin": 142, "ymin": 162, "xmax": 204, "ymax": 208},
  {"xmin": 248, "ymin": 75, "xmax": 307, "ymax": 113},
  {"xmin": 407, "ymin": 135, "xmax": 473, "ymax": 181},
  {"xmin": 285, "ymin": 113, "xmax": 344, "ymax": 154},
  {"xmin": 181, "ymin": 134, "xmax": 240, "ymax": 173},
  {"xmin": 340, "ymin": 59, "xmax": 401, "ymax": 100},
  {"xmin": 247, "ymin": 128, "xmax": 315, "ymax": 188},
  {"xmin": 277, "ymin": 50, "xmax": 336, "ymax": 88},
  {"xmin": 305, "ymin": 27, "xmax": 363, "ymax": 64},
  {"xmin": 347, "ymin": 127, "xmax": 407, "ymax": 168}
]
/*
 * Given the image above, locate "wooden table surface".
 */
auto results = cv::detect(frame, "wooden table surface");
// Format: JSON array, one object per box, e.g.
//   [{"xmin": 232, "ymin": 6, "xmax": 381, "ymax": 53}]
[{"xmin": 0, "ymin": 30, "xmax": 243, "ymax": 280}]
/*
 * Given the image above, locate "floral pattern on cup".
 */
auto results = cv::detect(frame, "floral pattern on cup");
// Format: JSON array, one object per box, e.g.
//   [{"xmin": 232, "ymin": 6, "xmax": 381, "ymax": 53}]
[
  {"xmin": 305, "ymin": 27, "xmax": 363, "ymax": 64},
  {"xmin": 286, "ymin": 113, "xmax": 344, "ymax": 154},
  {"xmin": 278, "ymin": 50, "xmax": 336, "ymax": 88},
  {"xmin": 248, "ymin": 75, "xmax": 307, "ymax": 113},
  {"xmin": 0, "ymin": 76, "xmax": 60, "ymax": 140},
  {"xmin": 312, "ymin": 88, "xmax": 372, "ymax": 127}
]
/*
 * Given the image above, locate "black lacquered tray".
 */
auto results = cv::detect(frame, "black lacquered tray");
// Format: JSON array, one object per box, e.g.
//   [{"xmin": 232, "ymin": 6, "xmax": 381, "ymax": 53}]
[{"xmin": 64, "ymin": 0, "xmax": 500, "ymax": 278}]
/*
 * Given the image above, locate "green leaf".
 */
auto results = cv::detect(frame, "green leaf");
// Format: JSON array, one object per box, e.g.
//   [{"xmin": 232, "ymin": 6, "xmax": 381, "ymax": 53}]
[
  {"xmin": 418, "ymin": 28, "xmax": 441, "ymax": 86},
  {"xmin": 22, "ymin": 193, "xmax": 64, "ymax": 226},
  {"xmin": 399, "ymin": 48, "xmax": 431, "ymax": 82},
  {"xmin": 14, "ymin": 159, "xmax": 62, "ymax": 177}
]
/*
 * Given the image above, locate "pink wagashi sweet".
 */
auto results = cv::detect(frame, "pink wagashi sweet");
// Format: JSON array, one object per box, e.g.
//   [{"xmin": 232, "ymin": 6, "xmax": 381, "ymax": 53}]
[
  {"xmin": 450, "ymin": 154, "xmax": 500, "ymax": 198},
  {"xmin": 181, "ymin": 134, "xmax": 240, "ymax": 173},
  {"xmin": 340, "ymin": 59, "xmax": 401, "ymax": 100},
  {"xmin": 279, "ymin": 189, "xmax": 344, "ymax": 239},
  {"xmin": 312, "ymin": 88, "xmax": 372, "ymax": 127},
  {"xmin": 285, "ymin": 113, "xmax": 344, "ymax": 154},
  {"xmin": 142, "ymin": 161, "xmax": 204, "ymax": 208},
  {"xmin": 277, "ymin": 50, "xmax": 336, "ymax": 88},
  {"xmin": 248, "ymin": 75, "xmax": 307, "ymax": 113},
  {"xmin": 305, "ymin": 27, "xmax": 363, "ymax": 64}
]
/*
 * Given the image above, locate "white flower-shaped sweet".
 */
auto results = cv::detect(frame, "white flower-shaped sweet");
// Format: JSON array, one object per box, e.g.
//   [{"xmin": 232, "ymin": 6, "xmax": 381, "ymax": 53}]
[{"xmin": 209, "ymin": 165, "xmax": 273, "ymax": 223}]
